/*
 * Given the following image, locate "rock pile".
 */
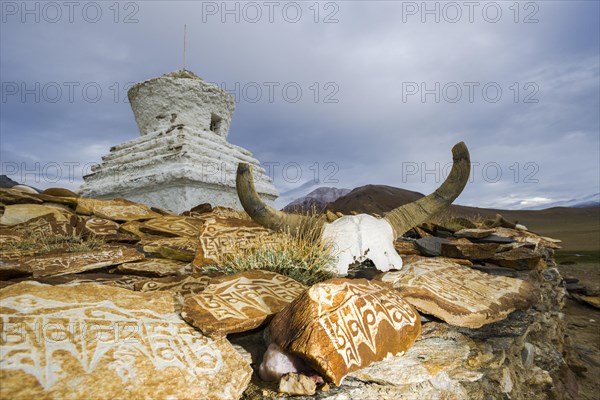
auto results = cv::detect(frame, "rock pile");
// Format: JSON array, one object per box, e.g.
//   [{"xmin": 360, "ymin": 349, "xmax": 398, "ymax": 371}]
[{"xmin": 0, "ymin": 187, "xmax": 579, "ymax": 399}]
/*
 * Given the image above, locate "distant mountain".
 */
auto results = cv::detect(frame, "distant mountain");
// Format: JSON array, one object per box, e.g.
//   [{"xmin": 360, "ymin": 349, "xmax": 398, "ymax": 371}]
[
  {"xmin": 324, "ymin": 185, "xmax": 425, "ymax": 215},
  {"xmin": 0, "ymin": 175, "xmax": 18, "ymax": 188},
  {"xmin": 283, "ymin": 187, "xmax": 351, "ymax": 214},
  {"xmin": 521, "ymin": 193, "xmax": 600, "ymax": 210}
]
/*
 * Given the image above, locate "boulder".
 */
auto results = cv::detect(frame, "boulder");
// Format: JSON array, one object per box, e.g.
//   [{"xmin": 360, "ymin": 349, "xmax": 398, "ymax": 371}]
[
  {"xmin": 42, "ymin": 187, "xmax": 79, "ymax": 197},
  {"xmin": 0, "ymin": 188, "xmax": 43, "ymax": 205},
  {"xmin": 382, "ymin": 258, "xmax": 538, "ymax": 328},
  {"xmin": 490, "ymin": 247, "xmax": 544, "ymax": 270},
  {"xmin": 0, "ymin": 282, "xmax": 251, "ymax": 400},
  {"xmin": 182, "ymin": 270, "xmax": 306, "ymax": 336},
  {"xmin": 269, "ymin": 278, "xmax": 421, "ymax": 385}
]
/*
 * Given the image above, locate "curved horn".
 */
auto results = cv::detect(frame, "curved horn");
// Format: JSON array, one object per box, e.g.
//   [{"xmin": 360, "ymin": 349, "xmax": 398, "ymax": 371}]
[
  {"xmin": 384, "ymin": 142, "xmax": 471, "ymax": 237},
  {"xmin": 236, "ymin": 163, "xmax": 325, "ymax": 236}
]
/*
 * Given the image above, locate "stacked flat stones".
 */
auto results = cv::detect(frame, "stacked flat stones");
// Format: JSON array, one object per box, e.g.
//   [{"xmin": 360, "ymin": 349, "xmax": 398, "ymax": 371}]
[{"xmin": 0, "ymin": 187, "xmax": 577, "ymax": 399}]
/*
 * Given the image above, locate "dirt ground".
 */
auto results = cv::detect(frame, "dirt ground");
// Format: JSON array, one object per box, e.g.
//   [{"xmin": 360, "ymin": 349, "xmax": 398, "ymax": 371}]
[{"xmin": 556, "ymin": 256, "xmax": 600, "ymax": 400}]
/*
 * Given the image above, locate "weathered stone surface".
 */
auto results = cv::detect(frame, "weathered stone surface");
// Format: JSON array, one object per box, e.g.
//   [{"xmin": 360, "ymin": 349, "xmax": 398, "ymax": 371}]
[
  {"xmin": 0, "ymin": 188, "xmax": 43, "ymax": 205},
  {"xmin": 441, "ymin": 240, "xmax": 499, "ymax": 260},
  {"xmin": 415, "ymin": 236, "xmax": 450, "ymax": 257},
  {"xmin": 116, "ymin": 258, "xmax": 190, "ymax": 277},
  {"xmin": 76, "ymin": 198, "xmax": 161, "ymax": 221},
  {"xmin": 269, "ymin": 278, "xmax": 421, "ymax": 385},
  {"xmin": 488, "ymin": 227, "xmax": 561, "ymax": 249},
  {"xmin": 349, "ymin": 323, "xmax": 479, "ymax": 389},
  {"xmin": 0, "ymin": 282, "xmax": 252, "ymax": 400},
  {"xmin": 394, "ymin": 240, "xmax": 420, "ymax": 255},
  {"xmin": 182, "ymin": 270, "xmax": 306, "ymax": 336},
  {"xmin": 10, "ymin": 214, "xmax": 77, "ymax": 239},
  {"xmin": 400, "ymin": 254, "xmax": 473, "ymax": 266},
  {"xmin": 193, "ymin": 217, "xmax": 274, "ymax": 267},
  {"xmin": 140, "ymin": 215, "xmax": 204, "ymax": 237},
  {"xmin": 141, "ymin": 237, "xmax": 198, "ymax": 261},
  {"xmin": 134, "ymin": 274, "xmax": 211, "ymax": 299},
  {"xmin": 490, "ymin": 246, "xmax": 544, "ymax": 270},
  {"xmin": 6, "ymin": 272, "xmax": 148, "ymax": 290},
  {"xmin": 20, "ymin": 246, "xmax": 145, "ymax": 277},
  {"xmin": 0, "ymin": 204, "xmax": 73, "ymax": 226},
  {"xmin": 455, "ymin": 228, "xmax": 496, "ymax": 239},
  {"xmin": 573, "ymin": 294, "xmax": 600, "ymax": 309},
  {"xmin": 80, "ymin": 217, "xmax": 120, "ymax": 236},
  {"xmin": 386, "ymin": 258, "xmax": 538, "ymax": 328},
  {"xmin": 279, "ymin": 373, "xmax": 317, "ymax": 396},
  {"xmin": 42, "ymin": 187, "xmax": 79, "ymax": 197}
]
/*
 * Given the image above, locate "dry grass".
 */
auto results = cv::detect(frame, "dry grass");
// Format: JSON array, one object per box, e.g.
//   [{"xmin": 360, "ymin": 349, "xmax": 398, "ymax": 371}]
[
  {"xmin": 202, "ymin": 222, "xmax": 337, "ymax": 286},
  {"xmin": 7, "ymin": 226, "xmax": 105, "ymax": 255}
]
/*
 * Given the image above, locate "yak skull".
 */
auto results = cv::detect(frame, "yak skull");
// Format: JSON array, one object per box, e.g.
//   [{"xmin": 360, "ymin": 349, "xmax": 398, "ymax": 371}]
[{"xmin": 236, "ymin": 142, "xmax": 470, "ymax": 276}]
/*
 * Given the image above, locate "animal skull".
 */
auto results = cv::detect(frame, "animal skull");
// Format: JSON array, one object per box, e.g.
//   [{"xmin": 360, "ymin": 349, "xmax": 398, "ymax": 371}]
[
  {"xmin": 322, "ymin": 214, "xmax": 402, "ymax": 275},
  {"xmin": 236, "ymin": 142, "xmax": 470, "ymax": 276}
]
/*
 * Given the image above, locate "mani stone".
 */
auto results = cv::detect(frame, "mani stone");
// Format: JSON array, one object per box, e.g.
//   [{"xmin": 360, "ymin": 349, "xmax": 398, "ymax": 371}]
[
  {"xmin": 0, "ymin": 282, "xmax": 251, "ymax": 400},
  {"xmin": 75, "ymin": 198, "xmax": 161, "ymax": 221},
  {"xmin": 141, "ymin": 237, "xmax": 199, "ymax": 261},
  {"xmin": 21, "ymin": 246, "xmax": 145, "ymax": 278},
  {"xmin": 0, "ymin": 204, "xmax": 74, "ymax": 226},
  {"xmin": 193, "ymin": 217, "xmax": 275, "ymax": 268},
  {"xmin": 78, "ymin": 70, "xmax": 278, "ymax": 213},
  {"xmin": 381, "ymin": 258, "xmax": 538, "ymax": 328},
  {"xmin": 140, "ymin": 216, "xmax": 204, "ymax": 237},
  {"xmin": 116, "ymin": 258, "xmax": 190, "ymax": 277},
  {"xmin": 182, "ymin": 270, "xmax": 306, "ymax": 336},
  {"xmin": 269, "ymin": 278, "xmax": 421, "ymax": 386}
]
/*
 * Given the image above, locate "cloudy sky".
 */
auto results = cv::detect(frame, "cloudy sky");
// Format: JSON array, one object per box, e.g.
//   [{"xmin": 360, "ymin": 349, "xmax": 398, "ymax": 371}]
[{"xmin": 1, "ymin": 1, "xmax": 598, "ymax": 209}]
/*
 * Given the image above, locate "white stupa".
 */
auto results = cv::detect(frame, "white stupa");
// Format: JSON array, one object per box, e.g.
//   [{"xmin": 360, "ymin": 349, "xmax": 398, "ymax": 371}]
[{"xmin": 79, "ymin": 70, "xmax": 278, "ymax": 212}]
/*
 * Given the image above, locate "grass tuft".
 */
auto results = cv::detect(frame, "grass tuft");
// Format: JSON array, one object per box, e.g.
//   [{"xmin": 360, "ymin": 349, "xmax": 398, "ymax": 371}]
[{"xmin": 202, "ymin": 221, "xmax": 337, "ymax": 286}]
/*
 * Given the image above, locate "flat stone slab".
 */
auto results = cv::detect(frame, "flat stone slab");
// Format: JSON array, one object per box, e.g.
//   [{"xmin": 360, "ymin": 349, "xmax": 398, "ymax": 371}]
[
  {"xmin": 80, "ymin": 217, "xmax": 120, "ymax": 236},
  {"xmin": 20, "ymin": 246, "xmax": 145, "ymax": 277},
  {"xmin": 193, "ymin": 217, "xmax": 274, "ymax": 267},
  {"xmin": 415, "ymin": 237, "xmax": 451, "ymax": 257},
  {"xmin": 182, "ymin": 270, "xmax": 306, "ymax": 336},
  {"xmin": 349, "ymin": 323, "xmax": 480, "ymax": 388},
  {"xmin": 76, "ymin": 198, "xmax": 161, "ymax": 221},
  {"xmin": 134, "ymin": 274, "xmax": 211, "ymax": 299},
  {"xmin": 0, "ymin": 282, "xmax": 251, "ymax": 400},
  {"xmin": 269, "ymin": 278, "xmax": 421, "ymax": 385},
  {"xmin": 6, "ymin": 272, "xmax": 148, "ymax": 290},
  {"xmin": 0, "ymin": 204, "xmax": 74, "ymax": 226},
  {"xmin": 0, "ymin": 188, "xmax": 43, "ymax": 205},
  {"xmin": 140, "ymin": 216, "xmax": 204, "ymax": 237},
  {"xmin": 116, "ymin": 258, "xmax": 190, "ymax": 277},
  {"xmin": 454, "ymin": 228, "xmax": 496, "ymax": 239},
  {"xmin": 382, "ymin": 258, "xmax": 538, "ymax": 328},
  {"xmin": 490, "ymin": 247, "xmax": 544, "ymax": 270},
  {"xmin": 441, "ymin": 240, "xmax": 499, "ymax": 260},
  {"xmin": 141, "ymin": 237, "xmax": 198, "ymax": 261}
]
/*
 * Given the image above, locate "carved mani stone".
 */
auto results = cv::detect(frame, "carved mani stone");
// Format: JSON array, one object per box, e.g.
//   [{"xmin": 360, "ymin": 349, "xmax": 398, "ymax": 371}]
[
  {"xmin": 182, "ymin": 270, "xmax": 306, "ymax": 336},
  {"xmin": 0, "ymin": 282, "xmax": 252, "ymax": 400},
  {"xmin": 380, "ymin": 258, "xmax": 538, "ymax": 328},
  {"xmin": 269, "ymin": 278, "xmax": 421, "ymax": 385}
]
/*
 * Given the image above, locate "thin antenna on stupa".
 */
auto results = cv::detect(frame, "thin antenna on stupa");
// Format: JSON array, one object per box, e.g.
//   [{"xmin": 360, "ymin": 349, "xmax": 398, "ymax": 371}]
[{"xmin": 183, "ymin": 24, "xmax": 187, "ymax": 70}]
